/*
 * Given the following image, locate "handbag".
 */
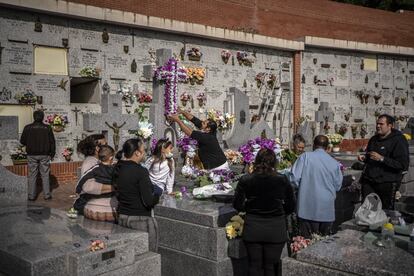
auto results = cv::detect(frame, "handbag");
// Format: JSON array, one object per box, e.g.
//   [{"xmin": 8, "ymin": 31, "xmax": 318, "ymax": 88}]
[{"xmin": 354, "ymin": 193, "xmax": 388, "ymax": 227}]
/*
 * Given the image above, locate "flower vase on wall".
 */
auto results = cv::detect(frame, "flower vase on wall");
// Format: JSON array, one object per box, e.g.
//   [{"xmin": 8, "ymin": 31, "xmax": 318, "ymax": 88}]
[{"xmin": 64, "ymin": 155, "xmax": 72, "ymax": 162}]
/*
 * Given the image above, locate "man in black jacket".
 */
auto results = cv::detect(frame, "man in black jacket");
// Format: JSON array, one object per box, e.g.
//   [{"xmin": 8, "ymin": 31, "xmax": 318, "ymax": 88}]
[
  {"xmin": 20, "ymin": 110, "xmax": 56, "ymax": 200},
  {"xmin": 359, "ymin": 114, "xmax": 409, "ymax": 210}
]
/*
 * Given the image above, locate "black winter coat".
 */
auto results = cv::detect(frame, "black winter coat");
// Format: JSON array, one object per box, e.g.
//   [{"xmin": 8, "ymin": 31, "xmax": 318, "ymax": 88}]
[
  {"xmin": 20, "ymin": 121, "xmax": 56, "ymax": 157},
  {"xmin": 363, "ymin": 129, "xmax": 409, "ymax": 183}
]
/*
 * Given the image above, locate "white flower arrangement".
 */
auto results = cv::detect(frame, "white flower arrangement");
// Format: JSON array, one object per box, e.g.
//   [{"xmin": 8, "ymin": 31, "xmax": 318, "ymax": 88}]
[
  {"xmin": 137, "ymin": 121, "xmax": 154, "ymax": 140},
  {"xmin": 326, "ymin": 133, "xmax": 343, "ymax": 146}
]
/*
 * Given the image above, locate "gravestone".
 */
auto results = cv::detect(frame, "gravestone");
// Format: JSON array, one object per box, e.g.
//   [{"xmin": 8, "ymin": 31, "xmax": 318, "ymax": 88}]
[
  {"xmin": 0, "ymin": 116, "xmax": 19, "ymax": 140},
  {"xmin": 297, "ymin": 120, "xmax": 317, "ymax": 148},
  {"xmin": 0, "ymin": 164, "xmax": 27, "ymax": 206},
  {"xmin": 249, "ymin": 120, "xmax": 275, "ymax": 140},
  {"xmin": 154, "ymin": 197, "xmax": 237, "ymax": 276},
  {"xmin": 315, "ymin": 102, "xmax": 334, "ymax": 134},
  {"xmin": 148, "ymin": 49, "xmax": 179, "ymax": 146},
  {"xmin": 282, "ymin": 229, "xmax": 414, "ymax": 276},
  {"xmin": 223, "ymin": 87, "xmax": 251, "ymax": 149},
  {"xmin": 0, "ymin": 205, "xmax": 161, "ymax": 276},
  {"xmin": 83, "ymin": 93, "xmax": 138, "ymax": 149}
]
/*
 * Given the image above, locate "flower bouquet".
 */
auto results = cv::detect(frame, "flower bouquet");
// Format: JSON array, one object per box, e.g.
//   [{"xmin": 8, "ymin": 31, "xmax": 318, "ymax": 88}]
[
  {"xmin": 239, "ymin": 137, "xmax": 283, "ymax": 165},
  {"xmin": 221, "ymin": 50, "xmax": 231, "ymax": 64},
  {"xmin": 10, "ymin": 145, "xmax": 27, "ymax": 165},
  {"xmin": 337, "ymin": 124, "xmax": 348, "ymax": 136},
  {"xmin": 136, "ymin": 121, "xmax": 154, "ymax": 141},
  {"xmin": 224, "ymin": 149, "xmax": 243, "ymax": 165},
  {"xmin": 326, "ymin": 133, "xmax": 343, "ymax": 146},
  {"xmin": 14, "ymin": 90, "xmax": 37, "ymax": 105},
  {"xmin": 79, "ymin": 66, "xmax": 100, "ymax": 78},
  {"xmin": 62, "ymin": 146, "xmax": 74, "ymax": 161},
  {"xmin": 236, "ymin": 51, "xmax": 255, "ymax": 66},
  {"xmin": 290, "ymin": 234, "xmax": 326, "ymax": 255},
  {"xmin": 225, "ymin": 214, "xmax": 244, "ymax": 239},
  {"xmin": 118, "ymin": 85, "xmax": 135, "ymax": 105},
  {"xmin": 187, "ymin": 47, "xmax": 202, "ymax": 61},
  {"xmin": 196, "ymin": 92, "xmax": 207, "ymax": 107},
  {"xmin": 45, "ymin": 114, "xmax": 69, "ymax": 132},
  {"xmin": 177, "ymin": 136, "xmax": 198, "ymax": 155},
  {"xmin": 186, "ymin": 67, "xmax": 205, "ymax": 85},
  {"xmin": 180, "ymin": 92, "xmax": 192, "ymax": 106},
  {"xmin": 207, "ymin": 109, "xmax": 235, "ymax": 132},
  {"xmin": 403, "ymin": 133, "xmax": 412, "ymax": 141},
  {"xmin": 137, "ymin": 92, "xmax": 152, "ymax": 104}
]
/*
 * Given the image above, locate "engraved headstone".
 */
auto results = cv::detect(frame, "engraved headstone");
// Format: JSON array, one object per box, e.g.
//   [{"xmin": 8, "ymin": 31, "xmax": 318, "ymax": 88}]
[
  {"xmin": 0, "ymin": 116, "xmax": 19, "ymax": 140},
  {"xmin": 0, "ymin": 164, "xmax": 27, "ymax": 207}
]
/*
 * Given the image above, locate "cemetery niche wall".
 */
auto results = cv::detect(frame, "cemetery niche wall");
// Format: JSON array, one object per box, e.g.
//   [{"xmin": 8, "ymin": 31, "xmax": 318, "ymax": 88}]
[
  {"xmin": 0, "ymin": 7, "xmax": 293, "ymax": 165},
  {"xmin": 300, "ymin": 48, "xmax": 414, "ymax": 142}
]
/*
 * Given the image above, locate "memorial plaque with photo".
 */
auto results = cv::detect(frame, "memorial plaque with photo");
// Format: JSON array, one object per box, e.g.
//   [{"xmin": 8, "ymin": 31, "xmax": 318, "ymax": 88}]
[
  {"xmin": 336, "ymin": 88, "xmax": 350, "ymax": 104},
  {"xmin": 334, "ymin": 105, "xmax": 348, "ymax": 121},
  {"xmin": 81, "ymin": 50, "xmax": 101, "ymax": 68},
  {"xmin": 34, "ymin": 76, "xmax": 69, "ymax": 105},
  {"xmin": 333, "ymin": 69, "xmax": 349, "ymax": 86},
  {"xmin": 380, "ymin": 73, "xmax": 393, "ymax": 89},
  {"xmin": 8, "ymin": 75, "xmax": 31, "ymax": 91}
]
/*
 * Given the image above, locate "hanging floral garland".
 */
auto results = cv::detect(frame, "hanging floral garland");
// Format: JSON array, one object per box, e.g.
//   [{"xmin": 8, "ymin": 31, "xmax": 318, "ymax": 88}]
[{"xmin": 153, "ymin": 58, "xmax": 187, "ymax": 115}]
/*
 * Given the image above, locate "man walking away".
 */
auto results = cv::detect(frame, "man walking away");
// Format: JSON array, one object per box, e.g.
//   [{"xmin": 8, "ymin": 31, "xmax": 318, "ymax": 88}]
[{"xmin": 20, "ymin": 110, "xmax": 56, "ymax": 200}]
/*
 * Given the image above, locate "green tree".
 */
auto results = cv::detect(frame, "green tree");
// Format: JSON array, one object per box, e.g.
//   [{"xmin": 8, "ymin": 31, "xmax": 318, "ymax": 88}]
[{"xmin": 333, "ymin": 0, "xmax": 414, "ymax": 11}]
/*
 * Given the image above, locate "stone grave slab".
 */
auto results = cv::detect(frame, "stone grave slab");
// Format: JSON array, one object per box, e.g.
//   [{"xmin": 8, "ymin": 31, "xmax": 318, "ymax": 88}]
[
  {"xmin": 0, "ymin": 164, "xmax": 27, "ymax": 206},
  {"xmin": 0, "ymin": 116, "xmax": 19, "ymax": 140},
  {"xmin": 154, "ymin": 197, "xmax": 237, "ymax": 276},
  {"xmin": 0, "ymin": 205, "xmax": 160, "ymax": 276},
  {"xmin": 249, "ymin": 120, "xmax": 275, "ymax": 140},
  {"xmin": 282, "ymin": 229, "xmax": 414, "ymax": 276}
]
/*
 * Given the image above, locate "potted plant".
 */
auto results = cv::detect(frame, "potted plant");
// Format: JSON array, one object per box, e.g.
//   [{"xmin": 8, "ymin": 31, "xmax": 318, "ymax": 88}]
[
  {"xmin": 10, "ymin": 145, "xmax": 27, "ymax": 165},
  {"xmin": 45, "ymin": 114, "xmax": 69, "ymax": 132},
  {"xmin": 62, "ymin": 146, "xmax": 74, "ymax": 162},
  {"xmin": 255, "ymin": 73, "xmax": 265, "ymax": 88},
  {"xmin": 236, "ymin": 51, "xmax": 254, "ymax": 66},
  {"xmin": 326, "ymin": 134, "xmax": 343, "ymax": 152},
  {"xmin": 221, "ymin": 50, "xmax": 231, "ymax": 64}
]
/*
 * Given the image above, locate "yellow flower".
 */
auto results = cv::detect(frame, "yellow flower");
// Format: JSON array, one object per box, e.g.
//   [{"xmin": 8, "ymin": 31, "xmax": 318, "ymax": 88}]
[
  {"xmin": 225, "ymin": 224, "xmax": 238, "ymax": 239},
  {"xmin": 383, "ymin": 223, "xmax": 394, "ymax": 231},
  {"xmin": 403, "ymin": 133, "xmax": 412, "ymax": 141}
]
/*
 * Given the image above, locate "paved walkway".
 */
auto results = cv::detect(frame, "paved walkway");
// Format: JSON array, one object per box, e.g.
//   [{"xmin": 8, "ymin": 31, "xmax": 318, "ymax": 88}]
[{"xmin": 29, "ymin": 181, "xmax": 76, "ymax": 211}]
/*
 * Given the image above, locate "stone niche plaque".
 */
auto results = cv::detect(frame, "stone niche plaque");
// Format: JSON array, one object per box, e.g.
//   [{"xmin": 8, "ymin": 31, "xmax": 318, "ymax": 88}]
[
  {"xmin": 319, "ymin": 86, "xmax": 335, "ymax": 102},
  {"xmin": 378, "ymin": 56, "xmax": 392, "ymax": 73},
  {"xmin": 333, "ymin": 69, "xmax": 349, "ymax": 87},
  {"xmin": 335, "ymin": 88, "xmax": 350, "ymax": 104},
  {"xmin": 4, "ymin": 42, "xmax": 32, "ymax": 73},
  {"xmin": 0, "ymin": 116, "xmax": 19, "ymax": 140},
  {"xmin": 379, "ymin": 73, "xmax": 393, "ymax": 89}
]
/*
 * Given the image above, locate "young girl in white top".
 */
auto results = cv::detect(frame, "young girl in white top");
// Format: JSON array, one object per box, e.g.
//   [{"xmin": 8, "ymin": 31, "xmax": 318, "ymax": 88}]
[{"xmin": 145, "ymin": 138, "xmax": 175, "ymax": 193}]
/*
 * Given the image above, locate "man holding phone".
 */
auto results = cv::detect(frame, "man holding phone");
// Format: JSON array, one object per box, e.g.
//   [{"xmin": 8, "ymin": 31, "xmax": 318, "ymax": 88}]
[{"xmin": 358, "ymin": 114, "xmax": 409, "ymax": 210}]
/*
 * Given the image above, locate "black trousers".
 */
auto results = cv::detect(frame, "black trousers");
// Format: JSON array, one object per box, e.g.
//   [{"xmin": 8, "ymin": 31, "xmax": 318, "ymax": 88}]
[
  {"xmin": 244, "ymin": 241, "xmax": 285, "ymax": 276},
  {"xmin": 361, "ymin": 180, "xmax": 399, "ymax": 210},
  {"xmin": 298, "ymin": 218, "xmax": 332, "ymax": 239}
]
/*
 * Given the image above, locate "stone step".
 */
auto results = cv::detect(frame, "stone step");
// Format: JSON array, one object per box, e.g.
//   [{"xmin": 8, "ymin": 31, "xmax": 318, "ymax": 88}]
[{"xmin": 100, "ymin": 252, "xmax": 161, "ymax": 276}]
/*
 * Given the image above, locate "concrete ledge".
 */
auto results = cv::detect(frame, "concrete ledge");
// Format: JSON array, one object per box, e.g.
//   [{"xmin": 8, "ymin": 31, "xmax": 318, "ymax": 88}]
[
  {"xmin": 300, "ymin": 36, "xmax": 414, "ymax": 56},
  {"xmin": 282, "ymin": 257, "xmax": 353, "ymax": 276},
  {"xmin": 0, "ymin": 0, "xmax": 304, "ymax": 51},
  {"xmin": 100, "ymin": 252, "xmax": 161, "ymax": 276}
]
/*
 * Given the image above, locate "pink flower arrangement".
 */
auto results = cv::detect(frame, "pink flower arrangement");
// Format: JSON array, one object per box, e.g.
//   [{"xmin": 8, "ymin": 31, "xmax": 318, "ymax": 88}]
[
  {"xmin": 180, "ymin": 92, "xmax": 192, "ymax": 102},
  {"xmin": 290, "ymin": 236, "xmax": 311, "ymax": 254},
  {"xmin": 137, "ymin": 92, "xmax": 152, "ymax": 104},
  {"xmin": 61, "ymin": 146, "xmax": 74, "ymax": 157},
  {"xmin": 45, "ymin": 114, "xmax": 69, "ymax": 127}
]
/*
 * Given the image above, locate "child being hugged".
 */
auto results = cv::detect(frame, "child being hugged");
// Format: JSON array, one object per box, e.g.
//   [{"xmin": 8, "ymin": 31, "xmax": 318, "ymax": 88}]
[{"xmin": 144, "ymin": 138, "xmax": 175, "ymax": 194}]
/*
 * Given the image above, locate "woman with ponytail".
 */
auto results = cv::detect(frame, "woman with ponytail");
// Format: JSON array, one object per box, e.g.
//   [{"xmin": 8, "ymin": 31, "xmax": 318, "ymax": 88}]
[
  {"xmin": 114, "ymin": 138, "xmax": 161, "ymax": 253},
  {"xmin": 144, "ymin": 138, "xmax": 175, "ymax": 194},
  {"xmin": 233, "ymin": 149, "xmax": 296, "ymax": 276}
]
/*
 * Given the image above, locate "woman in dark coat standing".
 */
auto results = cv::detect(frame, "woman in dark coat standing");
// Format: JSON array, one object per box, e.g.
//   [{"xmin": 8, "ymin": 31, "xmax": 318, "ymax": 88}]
[{"xmin": 233, "ymin": 149, "xmax": 295, "ymax": 276}]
